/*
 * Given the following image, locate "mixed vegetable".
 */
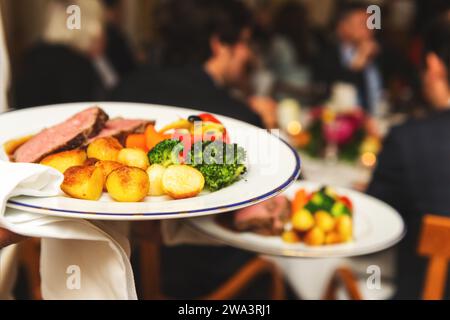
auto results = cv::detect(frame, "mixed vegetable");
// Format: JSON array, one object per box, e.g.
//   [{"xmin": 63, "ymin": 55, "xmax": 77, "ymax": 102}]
[{"xmin": 283, "ymin": 187, "xmax": 353, "ymax": 246}]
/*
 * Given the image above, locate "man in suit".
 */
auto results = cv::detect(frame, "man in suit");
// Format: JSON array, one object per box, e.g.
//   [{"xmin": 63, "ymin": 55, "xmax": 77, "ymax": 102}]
[
  {"xmin": 367, "ymin": 15, "xmax": 450, "ymax": 299},
  {"xmin": 112, "ymin": 0, "xmax": 280, "ymax": 299},
  {"xmin": 313, "ymin": 3, "xmax": 414, "ymax": 114}
]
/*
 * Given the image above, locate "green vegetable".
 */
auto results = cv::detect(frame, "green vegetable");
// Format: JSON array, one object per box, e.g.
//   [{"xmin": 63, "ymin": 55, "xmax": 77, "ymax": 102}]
[
  {"xmin": 189, "ymin": 141, "xmax": 247, "ymax": 191},
  {"xmin": 331, "ymin": 201, "xmax": 351, "ymax": 217},
  {"xmin": 310, "ymin": 191, "xmax": 335, "ymax": 212},
  {"xmin": 148, "ymin": 139, "xmax": 183, "ymax": 167}
]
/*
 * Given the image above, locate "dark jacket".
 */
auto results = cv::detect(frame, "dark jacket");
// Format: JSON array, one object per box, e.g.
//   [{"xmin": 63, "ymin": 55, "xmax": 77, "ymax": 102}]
[
  {"xmin": 13, "ymin": 43, "xmax": 103, "ymax": 109},
  {"xmin": 367, "ymin": 109, "xmax": 450, "ymax": 299},
  {"xmin": 112, "ymin": 65, "xmax": 265, "ymax": 299},
  {"xmin": 111, "ymin": 65, "xmax": 263, "ymax": 128},
  {"xmin": 312, "ymin": 41, "xmax": 417, "ymax": 111}
]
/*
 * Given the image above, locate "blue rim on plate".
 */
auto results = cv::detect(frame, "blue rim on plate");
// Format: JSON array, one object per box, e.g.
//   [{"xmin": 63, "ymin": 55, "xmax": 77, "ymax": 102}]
[{"xmin": 7, "ymin": 137, "xmax": 301, "ymax": 218}]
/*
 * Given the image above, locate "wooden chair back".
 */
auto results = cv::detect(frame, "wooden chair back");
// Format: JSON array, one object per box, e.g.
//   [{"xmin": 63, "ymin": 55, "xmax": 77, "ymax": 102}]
[{"xmin": 418, "ymin": 214, "xmax": 450, "ymax": 300}]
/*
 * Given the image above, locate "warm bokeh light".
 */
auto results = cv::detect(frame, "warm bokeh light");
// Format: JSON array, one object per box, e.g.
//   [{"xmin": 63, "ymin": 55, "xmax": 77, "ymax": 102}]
[
  {"xmin": 361, "ymin": 152, "xmax": 377, "ymax": 167},
  {"xmin": 287, "ymin": 121, "xmax": 302, "ymax": 135}
]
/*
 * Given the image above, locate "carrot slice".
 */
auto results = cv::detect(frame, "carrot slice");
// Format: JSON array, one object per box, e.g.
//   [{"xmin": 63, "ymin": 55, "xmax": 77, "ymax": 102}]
[
  {"xmin": 292, "ymin": 189, "xmax": 309, "ymax": 213},
  {"xmin": 126, "ymin": 134, "xmax": 147, "ymax": 151},
  {"xmin": 145, "ymin": 125, "xmax": 170, "ymax": 151}
]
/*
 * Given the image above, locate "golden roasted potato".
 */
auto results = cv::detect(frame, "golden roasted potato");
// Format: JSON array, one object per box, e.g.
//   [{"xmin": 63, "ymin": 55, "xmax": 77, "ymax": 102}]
[
  {"xmin": 87, "ymin": 137, "xmax": 122, "ymax": 161},
  {"xmin": 282, "ymin": 230, "xmax": 301, "ymax": 243},
  {"xmin": 147, "ymin": 164, "xmax": 166, "ymax": 196},
  {"xmin": 336, "ymin": 215, "xmax": 353, "ymax": 241},
  {"xmin": 304, "ymin": 227, "xmax": 325, "ymax": 246},
  {"xmin": 106, "ymin": 166, "xmax": 149, "ymax": 202},
  {"xmin": 61, "ymin": 166, "xmax": 104, "ymax": 201},
  {"xmin": 162, "ymin": 165, "xmax": 205, "ymax": 199},
  {"xmin": 324, "ymin": 232, "xmax": 342, "ymax": 245},
  {"xmin": 40, "ymin": 149, "xmax": 87, "ymax": 173},
  {"xmin": 292, "ymin": 209, "xmax": 314, "ymax": 232},
  {"xmin": 84, "ymin": 158, "xmax": 99, "ymax": 166},
  {"xmin": 314, "ymin": 211, "xmax": 335, "ymax": 232},
  {"xmin": 95, "ymin": 161, "xmax": 125, "ymax": 190},
  {"xmin": 117, "ymin": 148, "xmax": 150, "ymax": 170}
]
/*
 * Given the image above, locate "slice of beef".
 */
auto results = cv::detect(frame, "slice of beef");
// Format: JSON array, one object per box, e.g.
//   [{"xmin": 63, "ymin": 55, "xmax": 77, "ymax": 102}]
[
  {"xmin": 232, "ymin": 196, "xmax": 291, "ymax": 236},
  {"xmin": 14, "ymin": 107, "xmax": 108, "ymax": 163},
  {"xmin": 89, "ymin": 118, "xmax": 154, "ymax": 145}
]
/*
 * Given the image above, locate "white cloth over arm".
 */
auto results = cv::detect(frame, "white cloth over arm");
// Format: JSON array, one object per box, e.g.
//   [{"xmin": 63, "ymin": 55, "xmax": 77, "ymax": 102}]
[{"xmin": 0, "ymin": 160, "xmax": 137, "ymax": 299}]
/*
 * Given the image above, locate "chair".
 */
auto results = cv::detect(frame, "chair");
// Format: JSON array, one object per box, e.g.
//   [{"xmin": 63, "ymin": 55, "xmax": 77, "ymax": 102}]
[
  {"xmin": 133, "ymin": 221, "xmax": 286, "ymax": 300},
  {"xmin": 322, "ymin": 266, "xmax": 363, "ymax": 300},
  {"xmin": 418, "ymin": 214, "xmax": 450, "ymax": 300}
]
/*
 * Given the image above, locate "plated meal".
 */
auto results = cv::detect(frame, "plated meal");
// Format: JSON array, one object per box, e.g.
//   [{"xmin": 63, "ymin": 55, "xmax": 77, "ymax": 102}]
[
  {"xmin": 4, "ymin": 106, "xmax": 248, "ymax": 203},
  {"xmin": 189, "ymin": 181, "xmax": 405, "ymax": 258},
  {"xmin": 1, "ymin": 102, "xmax": 300, "ymax": 220},
  {"xmin": 217, "ymin": 186, "xmax": 353, "ymax": 247}
]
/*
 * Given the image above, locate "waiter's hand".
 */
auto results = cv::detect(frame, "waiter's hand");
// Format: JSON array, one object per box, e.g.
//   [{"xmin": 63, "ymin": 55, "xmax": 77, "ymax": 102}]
[
  {"xmin": 248, "ymin": 96, "xmax": 278, "ymax": 129},
  {"xmin": 0, "ymin": 228, "xmax": 24, "ymax": 249}
]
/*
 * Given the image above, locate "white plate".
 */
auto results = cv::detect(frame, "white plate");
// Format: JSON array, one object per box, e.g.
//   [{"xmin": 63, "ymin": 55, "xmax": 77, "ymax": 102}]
[
  {"xmin": 188, "ymin": 181, "xmax": 405, "ymax": 258},
  {"xmin": 1, "ymin": 102, "xmax": 301, "ymax": 221}
]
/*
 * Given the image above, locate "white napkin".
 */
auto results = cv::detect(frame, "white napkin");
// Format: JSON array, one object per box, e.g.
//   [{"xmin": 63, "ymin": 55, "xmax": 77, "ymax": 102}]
[{"xmin": 0, "ymin": 160, "xmax": 137, "ymax": 300}]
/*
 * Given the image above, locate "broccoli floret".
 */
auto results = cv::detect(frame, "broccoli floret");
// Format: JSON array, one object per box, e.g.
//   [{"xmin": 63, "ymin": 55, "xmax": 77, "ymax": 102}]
[
  {"xmin": 189, "ymin": 141, "xmax": 247, "ymax": 191},
  {"xmin": 148, "ymin": 139, "xmax": 183, "ymax": 167}
]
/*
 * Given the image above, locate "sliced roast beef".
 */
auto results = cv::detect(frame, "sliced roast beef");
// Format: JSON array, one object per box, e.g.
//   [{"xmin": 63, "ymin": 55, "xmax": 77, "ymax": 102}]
[
  {"xmin": 89, "ymin": 118, "xmax": 154, "ymax": 145},
  {"xmin": 14, "ymin": 107, "xmax": 108, "ymax": 163}
]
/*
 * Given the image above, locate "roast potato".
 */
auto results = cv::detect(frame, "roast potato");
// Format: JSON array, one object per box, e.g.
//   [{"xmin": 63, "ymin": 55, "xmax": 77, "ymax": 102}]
[
  {"xmin": 162, "ymin": 165, "xmax": 205, "ymax": 199},
  {"xmin": 40, "ymin": 149, "xmax": 87, "ymax": 173},
  {"xmin": 87, "ymin": 137, "xmax": 122, "ymax": 161},
  {"xmin": 106, "ymin": 166, "xmax": 149, "ymax": 202},
  {"xmin": 146, "ymin": 164, "xmax": 166, "ymax": 196},
  {"xmin": 117, "ymin": 148, "xmax": 150, "ymax": 170},
  {"xmin": 304, "ymin": 227, "xmax": 325, "ymax": 246},
  {"xmin": 292, "ymin": 209, "xmax": 314, "ymax": 232},
  {"xmin": 61, "ymin": 165, "xmax": 104, "ymax": 201},
  {"xmin": 95, "ymin": 160, "xmax": 125, "ymax": 190}
]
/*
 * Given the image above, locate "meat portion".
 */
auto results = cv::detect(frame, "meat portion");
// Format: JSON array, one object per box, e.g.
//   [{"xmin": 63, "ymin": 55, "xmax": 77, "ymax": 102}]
[
  {"xmin": 14, "ymin": 107, "xmax": 108, "ymax": 163},
  {"xmin": 233, "ymin": 196, "xmax": 291, "ymax": 236},
  {"xmin": 89, "ymin": 118, "xmax": 154, "ymax": 145}
]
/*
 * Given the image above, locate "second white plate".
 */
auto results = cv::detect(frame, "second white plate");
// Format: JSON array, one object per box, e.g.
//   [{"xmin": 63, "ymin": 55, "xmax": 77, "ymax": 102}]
[{"xmin": 188, "ymin": 181, "xmax": 405, "ymax": 258}]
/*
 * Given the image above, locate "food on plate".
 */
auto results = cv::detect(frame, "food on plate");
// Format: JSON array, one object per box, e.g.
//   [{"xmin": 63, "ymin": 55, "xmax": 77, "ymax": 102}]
[
  {"xmin": 232, "ymin": 196, "xmax": 290, "ymax": 235},
  {"xmin": 106, "ymin": 166, "xmax": 149, "ymax": 202},
  {"xmin": 91, "ymin": 118, "xmax": 152, "ymax": 145},
  {"xmin": 282, "ymin": 187, "xmax": 353, "ymax": 246},
  {"xmin": 189, "ymin": 141, "xmax": 246, "ymax": 191},
  {"xmin": 147, "ymin": 139, "xmax": 182, "ymax": 167},
  {"xmin": 161, "ymin": 165, "xmax": 205, "ymax": 199},
  {"xmin": 87, "ymin": 137, "xmax": 123, "ymax": 161},
  {"xmin": 117, "ymin": 148, "xmax": 150, "ymax": 170},
  {"xmin": 94, "ymin": 160, "xmax": 125, "ymax": 184},
  {"xmin": 292, "ymin": 208, "xmax": 315, "ymax": 232},
  {"xmin": 14, "ymin": 107, "xmax": 108, "ymax": 163},
  {"xmin": 146, "ymin": 164, "xmax": 166, "ymax": 196},
  {"xmin": 147, "ymin": 139, "xmax": 247, "ymax": 191},
  {"xmin": 40, "ymin": 149, "xmax": 87, "ymax": 173},
  {"xmin": 7, "ymin": 106, "xmax": 247, "ymax": 203},
  {"xmin": 3, "ymin": 135, "xmax": 34, "ymax": 157},
  {"xmin": 223, "ymin": 186, "xmax": 353, "ymax": 247},
  {"xmin": 304, "ymin": 227, "xmax": 326, "ymax": 246},
  {"xmin": 61, "ymin": 166, "xmax": 105, "ymax": 201}
]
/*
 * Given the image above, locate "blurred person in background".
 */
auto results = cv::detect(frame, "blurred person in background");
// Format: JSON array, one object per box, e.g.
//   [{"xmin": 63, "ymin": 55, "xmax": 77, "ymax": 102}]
[
  {"xmin": 13, "ymin": 0, "xmax": 118, "ymax": 109},
  {"xmin": 313, "ymin": 2, "xmax": 414, "ymax": 114},
  {"xmin": 102, "ymin": 0, "xmax": 137, "ymax": 78},
  {"xmin": 367, "ymin": 15, "xmax": 450, "ymax": 299},
  {"xmin": 113, "ymin": 0, "xmax": 285, "ymax": 299},
  {"xmin": 113, "ymin": 0, "xmax": 277, "ymax": 129}
]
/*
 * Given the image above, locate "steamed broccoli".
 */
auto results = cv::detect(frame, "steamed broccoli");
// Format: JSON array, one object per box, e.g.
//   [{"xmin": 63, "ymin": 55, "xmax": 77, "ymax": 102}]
[
  {"xmin": 148, "ymin": 139, "xmax": 183, "ymax": 167},
  {"xmin": 189, "ymin": 141, "xmax": 247, "ymax": 191}
]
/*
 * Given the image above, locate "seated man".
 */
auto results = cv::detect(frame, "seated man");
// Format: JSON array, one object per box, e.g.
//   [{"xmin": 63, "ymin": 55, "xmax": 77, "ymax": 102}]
[
  {"xmin": 112, "ymin": 0, "xmax": 281, "ymax": 299},
  {"xmin": 367, "ymin": 15, "xmax": 450, "ymax": 299}
]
